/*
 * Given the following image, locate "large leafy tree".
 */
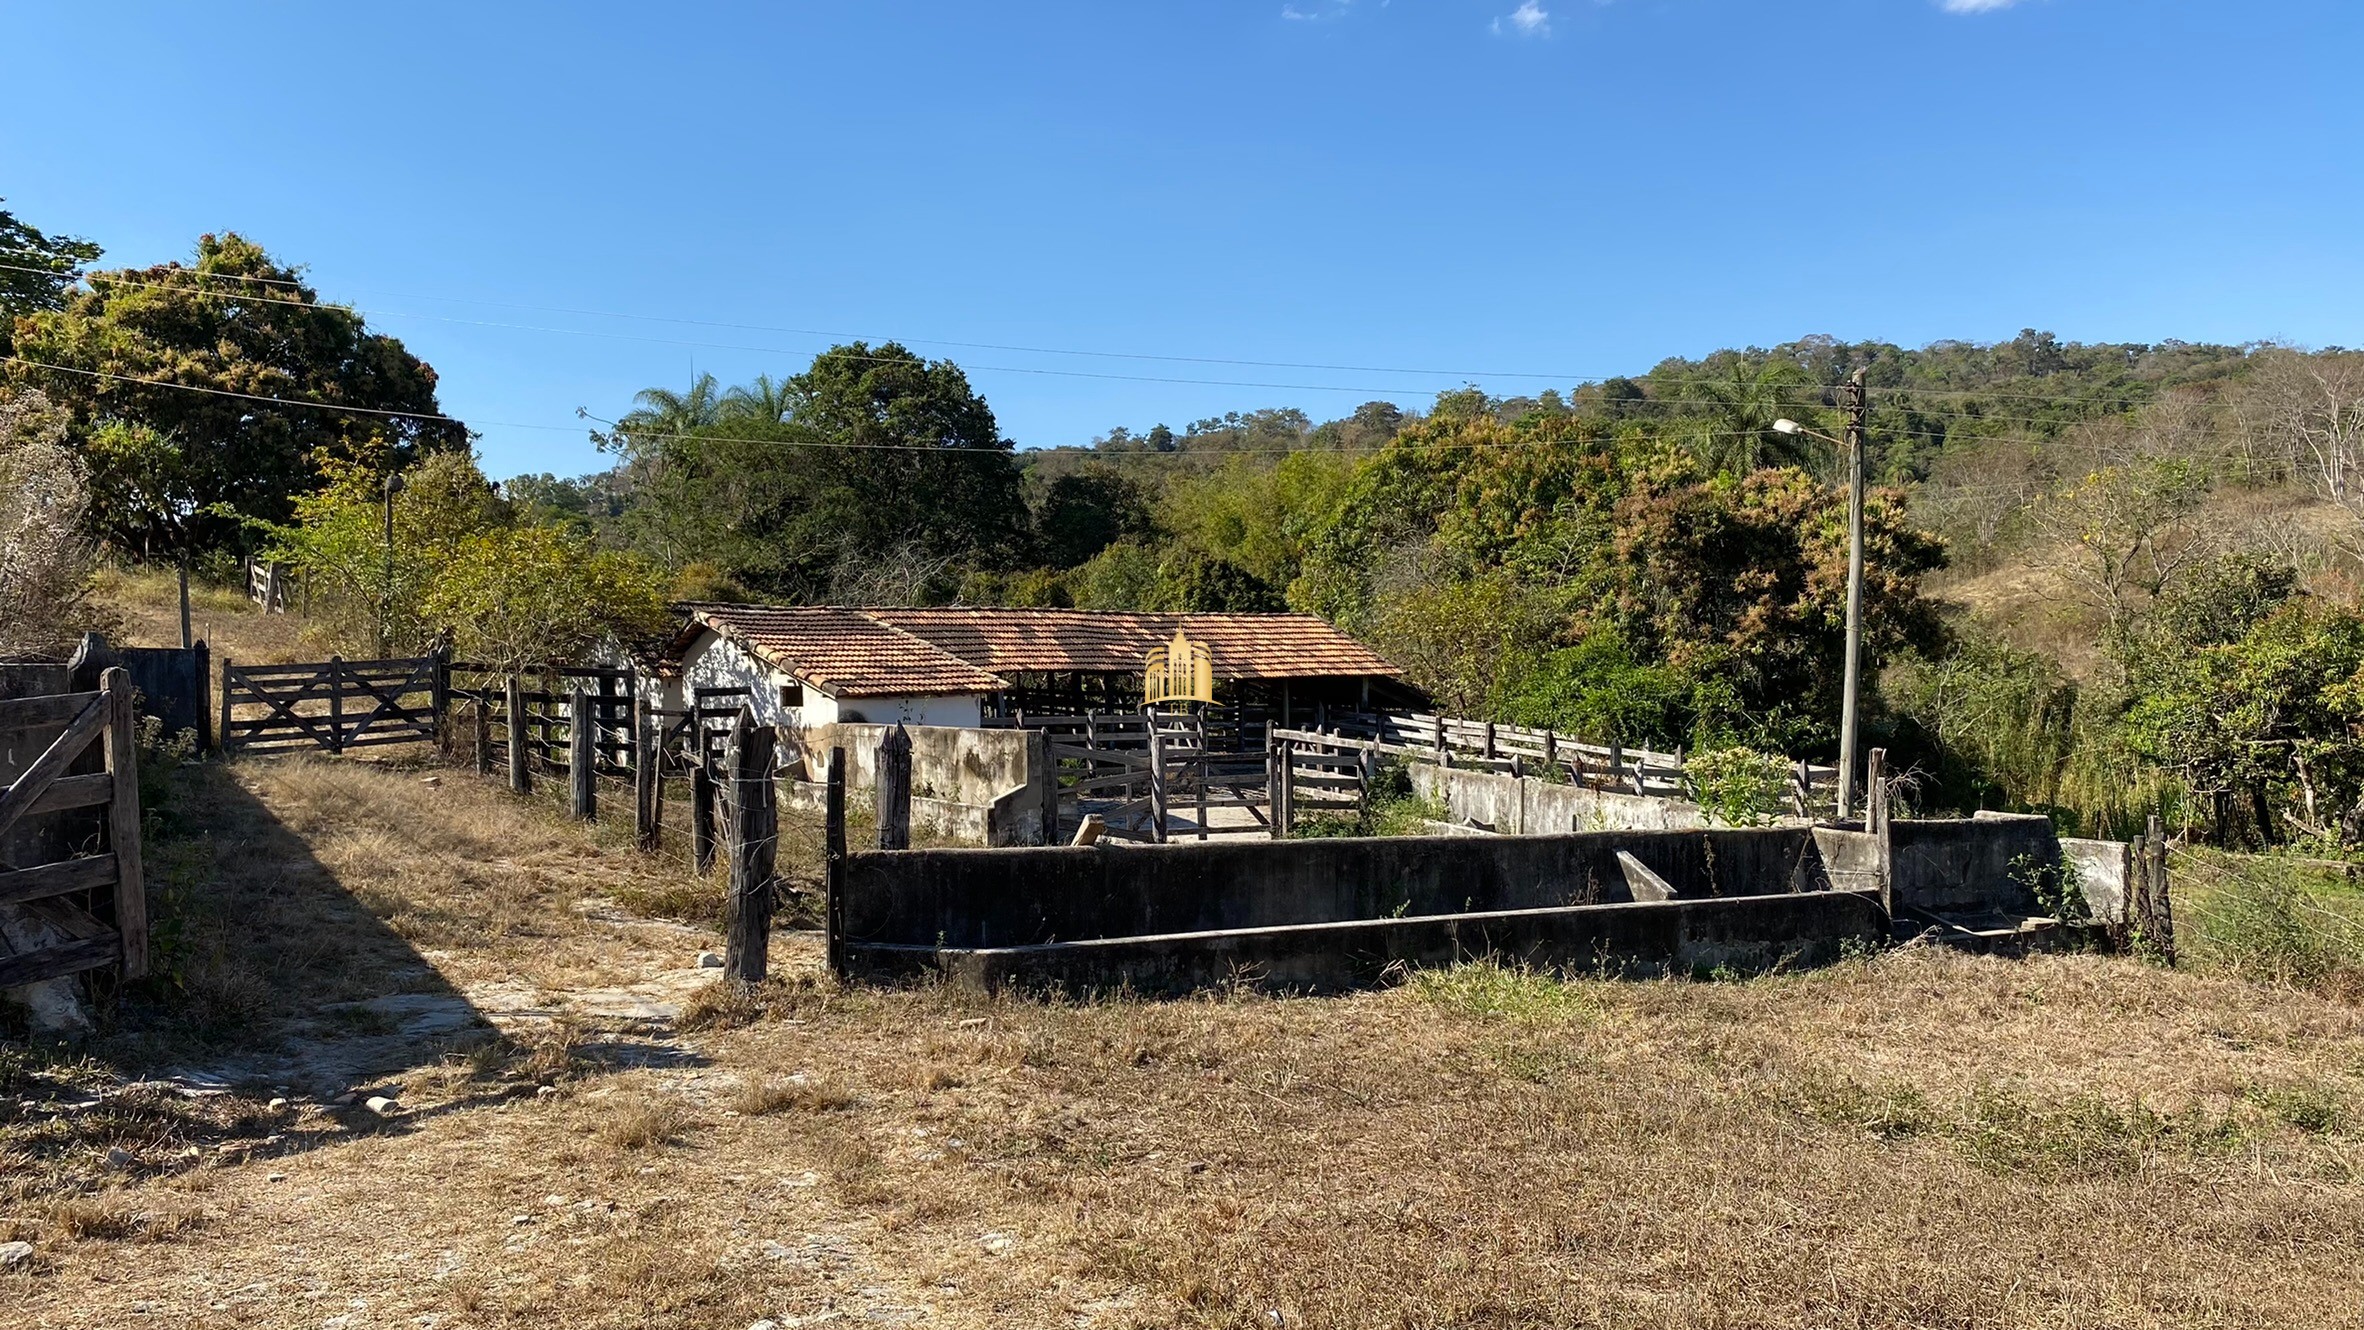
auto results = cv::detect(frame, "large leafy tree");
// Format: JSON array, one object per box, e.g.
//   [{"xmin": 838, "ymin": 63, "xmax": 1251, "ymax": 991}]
[
  {"xmin": 5, "ymin": 232, "xmax": 466, "ymax": 559},
  {"xmin": 0, "ymin": 200, "xmax": 102, "ymax": 348},
  {"xmin": 602, "ymin": 343, "xmax": 1025, "ymax": 599}
]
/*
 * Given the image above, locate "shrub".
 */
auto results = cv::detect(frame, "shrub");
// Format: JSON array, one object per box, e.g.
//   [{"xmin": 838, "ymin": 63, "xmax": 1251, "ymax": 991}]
[{"xmin": 1684, "ymin": 746, "xmax": 1792, "ymax": 827}]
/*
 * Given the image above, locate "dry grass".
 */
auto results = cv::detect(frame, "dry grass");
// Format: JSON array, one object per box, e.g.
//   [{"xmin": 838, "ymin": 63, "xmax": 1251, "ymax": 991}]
[
  {"xmin": 89, "ymin": 564, "xmax": 319, "ymax": 663},
  {"xmin": 9, "ymin": 588, "xmax": 2363, "ymax": 1325}
]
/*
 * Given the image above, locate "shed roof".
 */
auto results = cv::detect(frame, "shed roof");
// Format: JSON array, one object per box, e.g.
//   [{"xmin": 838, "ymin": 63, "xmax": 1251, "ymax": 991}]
[
  {"xmin": 673, "ymin": 605, "xmax": 1008, "ymax": 699},
  {"xmin": 863, "ymin": 608, "xmax": 1399, "ymax": 681}
]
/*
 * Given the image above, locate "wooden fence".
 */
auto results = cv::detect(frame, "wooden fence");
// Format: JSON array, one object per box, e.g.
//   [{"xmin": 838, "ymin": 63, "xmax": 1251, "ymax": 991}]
[
  {"xmin": 1000, "ymin": 710, "xmax": 1272, "ymax": 843},
  {"xmin": 1293, "ymin": 710, "xmax": 1843, "ymax": 816},
  {"xmin": 0, "ymin": 668, "xmax": 148, "ymax": 987},
  {"xmin": 243, "ymin": 558, "xmax": 291, "ymax": 613},
  {"xmin": 219, "ymin": 653, "xmax": 447, "ymax": 754}
]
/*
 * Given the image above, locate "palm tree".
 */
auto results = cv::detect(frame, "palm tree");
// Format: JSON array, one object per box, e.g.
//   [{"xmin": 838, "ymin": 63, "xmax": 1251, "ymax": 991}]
[
  {"xmin": 720, "ymin": 373, "xmax": 796, "ymax": 427},
  {"xmin": 618, "ymin": 372, "xmax": 723, "ymax": 443},
  {"xmin": 1689, "ymin": 360, "xmax": 1817, "ymax": 476}
]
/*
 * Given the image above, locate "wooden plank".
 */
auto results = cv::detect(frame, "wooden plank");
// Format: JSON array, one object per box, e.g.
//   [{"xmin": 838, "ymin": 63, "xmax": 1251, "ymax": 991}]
[
  {"xmin": 101, "ymin": 668, "xmax": 148, "ymax": 978},
  {"xmin": 0, "ymin": 936, "xmax": 120, "ymax": 989},
  {"xmin": 0, "ymin": 855, "xmax": 117, "ymax": 907},
  {"xmin": 0, "ymin": 690, "xmax": 105, "ymax": 732},
  {"xmin": 0, "ymin": 691, "xmax": 107, "ymax": 842},
  {"xmin": 506, "ymin": 676, "xmax": 532, "ymax": 795}
]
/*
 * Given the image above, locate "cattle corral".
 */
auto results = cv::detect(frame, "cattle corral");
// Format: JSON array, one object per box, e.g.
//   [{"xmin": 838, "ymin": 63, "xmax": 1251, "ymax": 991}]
[{"xmin": 1, "ymin": 588, "xmax": 2359, "ymax": 1330}]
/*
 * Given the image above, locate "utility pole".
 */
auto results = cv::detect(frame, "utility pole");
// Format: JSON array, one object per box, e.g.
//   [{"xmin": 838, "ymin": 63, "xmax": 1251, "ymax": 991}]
[
  {"xmin": 380, "ymin": 472, "xmax": 405, "ymax": 656},
  {"xmin": 1836, "ymin": 367, "xmax": 1868, "ymax": 819}
]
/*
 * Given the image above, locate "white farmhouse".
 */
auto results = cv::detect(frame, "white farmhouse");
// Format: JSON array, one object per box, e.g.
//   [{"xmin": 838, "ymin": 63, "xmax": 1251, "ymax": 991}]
[{"xmin": 661, "ymin": 604, "xmax": 1006, "ymax": 729}]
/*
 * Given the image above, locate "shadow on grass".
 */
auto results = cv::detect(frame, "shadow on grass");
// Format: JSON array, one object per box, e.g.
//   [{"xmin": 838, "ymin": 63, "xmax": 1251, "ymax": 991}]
[{"xmin": 1, "ymin": 758, "xmax": 699, "ymax": 1203}]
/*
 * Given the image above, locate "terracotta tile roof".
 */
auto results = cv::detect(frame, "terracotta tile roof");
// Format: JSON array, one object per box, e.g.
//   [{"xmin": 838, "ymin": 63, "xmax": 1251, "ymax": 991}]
[
  {"xmin": 674, "ymin": 604, "xmax": 1008, "ymax": 699},
  {"xmin": 864, "ymin": 608, "xmax": 1399, "ymax": 681}
]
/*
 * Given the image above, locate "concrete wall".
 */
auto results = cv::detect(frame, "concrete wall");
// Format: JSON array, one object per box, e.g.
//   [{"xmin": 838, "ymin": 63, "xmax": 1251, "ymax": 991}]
[
  {"xmin": 1412, "ymin": 763, "xmax": 1714, "ymax": 833},
  {"xmin": 839, "ymin": 826, "xmax": 1832, "ymax": 951},
  {"xmin": 1890, "ymin": 814, "xmax": 2058, "ymax": 916},
  {"xmin": 851, "ymin": 892, "xmax": 1889, "ymax": 995},
  {"xmin": 783, "ymin": 722, "xmax": 1050, "ymax": 846},
  {"xmin": 2059, "ymin": 836, "xmax": 2132, "ymax": 925}
]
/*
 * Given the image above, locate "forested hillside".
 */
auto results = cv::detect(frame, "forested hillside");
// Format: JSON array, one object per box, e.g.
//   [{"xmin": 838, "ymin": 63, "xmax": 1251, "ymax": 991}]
[{"xmin": 10, "ymin": 200, "xmax": 2364, "ymax": 848}]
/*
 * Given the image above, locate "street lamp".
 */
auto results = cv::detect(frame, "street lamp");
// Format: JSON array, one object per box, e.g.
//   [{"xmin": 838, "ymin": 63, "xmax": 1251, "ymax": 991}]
[{"xmin": 1773, "ymin": 367, "xmax": 1870, "ymax": 817}]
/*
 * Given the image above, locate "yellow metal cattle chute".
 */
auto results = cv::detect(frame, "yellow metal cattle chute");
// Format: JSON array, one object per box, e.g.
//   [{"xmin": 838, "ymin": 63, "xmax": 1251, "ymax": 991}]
[{"xmin": 1144, "ymin": 627, "xmax": 1215, "ymax": 707}]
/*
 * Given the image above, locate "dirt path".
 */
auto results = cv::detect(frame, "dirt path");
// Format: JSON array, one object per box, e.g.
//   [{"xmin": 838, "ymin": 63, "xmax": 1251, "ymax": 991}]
[{"xmin": 8, "ymin": 756, "xmax": 990, "ymax": 1330}]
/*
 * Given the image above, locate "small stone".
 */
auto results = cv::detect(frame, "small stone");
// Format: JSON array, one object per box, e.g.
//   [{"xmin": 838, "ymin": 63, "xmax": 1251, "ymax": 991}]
[
  {"xmin": 749, "ymin": 1320, "xmax": 780, "ymax": 1330},
  {"xmin": 534, "ymin": 1085, "xmax": 558, "ymax": 1098},
  {"xmin": 0, "ymin": 1240, "xmax": 31, "ymax": 1269},
  {"xmin": 266, "ymin": 1171, "xmax": 288, "ymax": 1182},
  {"xmin": 267, "ymin": 1098, "xmax": 288, "ymax": 1111},
  {"xmin": 956, "ymin": 1017, "xmax": 987, "ymax": 1029},
  {"xmin": 543, "ymin": 1194, "xmax": 567, "ymax": 1207},
  {"xmin": 420, "ymin": 776, "xmax": 442, "ymax": 787},
  {"xmin": 981, "ymin": 1232, "xmax": 1014, "ymax": 1256},
  {"xmin": 363, "ymin": 1096, "xmax": 401, "ymax": 1116},
  {"xmin": 510, "ymin": 1215, "xmax": 533, "ymax": 1226},
  {"xmin": 105, "ymin": 1146, "xmax": 134, "ymax": 1168},
  {"xmin": 695, "ymin": 952, "xmax": 723, "ymax": 969}
]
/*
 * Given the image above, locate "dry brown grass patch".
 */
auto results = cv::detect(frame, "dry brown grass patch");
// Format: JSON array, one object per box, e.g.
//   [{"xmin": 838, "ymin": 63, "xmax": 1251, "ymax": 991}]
[
  {"xmin": 731, "ymin": 1075, "xmax": 855, "ymax": 1116},
  {"xmin": 594, "ymin": 1095, "xmax": 692, "ymax": 1150}
]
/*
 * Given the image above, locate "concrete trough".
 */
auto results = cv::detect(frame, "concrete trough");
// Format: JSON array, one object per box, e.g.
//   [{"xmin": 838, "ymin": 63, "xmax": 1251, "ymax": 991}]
[
  {"xmin": 837, "ymin": 827, "xmax": 1834, "ymax": 953},
  {"xmin": 844, "ymin": 890, "xmax": 1890, "ymax": 995}
]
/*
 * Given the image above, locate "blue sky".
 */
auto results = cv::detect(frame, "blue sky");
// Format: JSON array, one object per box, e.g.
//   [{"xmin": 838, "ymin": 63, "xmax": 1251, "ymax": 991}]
[{"xmin": 4, "ymin": 1, "xmax": 2360, "ymax": 479}]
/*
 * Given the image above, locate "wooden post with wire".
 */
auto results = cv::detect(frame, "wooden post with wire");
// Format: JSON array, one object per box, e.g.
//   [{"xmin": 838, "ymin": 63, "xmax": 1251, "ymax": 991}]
[
  {"xmin": 823, "ymin": 745, "xmax": 847, "ymax": 977},
  {"xmin": 633, "ymin": 693, "xmax": 660, "ymax": 852},
  {"xmin": 505, "ymin": 675, "xmax": 531, "ymax": 795},
  {"xmin": 723, "ymin": 706, "xmax": 776, "ymax": 982},
  {"xmin": 568, "ymin": 684, "xmax": 595, "ymax": 821}
]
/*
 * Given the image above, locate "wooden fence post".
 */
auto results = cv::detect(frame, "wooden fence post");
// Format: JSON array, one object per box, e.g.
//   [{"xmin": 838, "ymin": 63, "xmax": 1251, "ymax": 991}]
[
  {"xmin": 473, "ymin": 699, "xmax": 492, "ymax": 777},
  {"xmin": 192, "ymin": 640, "xmax": 212, "ymax": 753},
  {"xmin": 1542, "ymin": 728, "xmax": 1557, "ymax": 779},
  {"xmin": 634, "ymin": 694, "xmax": 660, "ymax": 851},
  {"xmin": 1267, "ymin": 738, "xmax": 1285, "ymax": 841},
  {"xmin": 102, "ymin": 667, "xmax": 149, "ymax": 980},
  {"xmin": 723, "ymin": 706, "xmax": 777, "ymax": 982},
  {"xmin": 1278, "ymin": 739, "xmax": 1296, "ymax": 836},
  {"xmin": 1482, "ymin": 721, "xmax": 1497, "ymax": 763},
  {"xmin": 1026, "ymin": 729, "xmax": 1057, "ymax": 846},
  {"xmin": 1865, "ymin": 747, "xmax": 1888, "ymax": 832},
  {"xmin": 506, "ymin": 675, "xmax": 531, "ymax": 795},
  {"xmin": 1608, "ymin": 740, "xmax": 1624, "ymax": 793},
  {"xmin": 691, "ymin": 755, "xmax": 718, "ymax": 874},
  {"xmin": 431, "ymin": 646, "xmax": 453, "ymax": 756},
  {"xmin": 1148, "ymin": 729, "xmax": 1168, "ymax": 844},
  {"xmin": 217, "ymin": 655, "xmax": 235, "ymax": 755},
  {"xmin": 326, "ymin": 654, "xmax": 345, "ymax": 755},
  {"xmin": 824, "ymin": 745, "xmax": 846, "ymax": 977},
  {"xmin": 2147, "ymin": 814, "xmax": 2176, "ymax": 965},
  {"xmin": 876, "ymin": 724, "xmax": 913, "ymax": 851},
  {"xmin": 569, "ymin": 685, "xmax": 596, "ymax": 821}
]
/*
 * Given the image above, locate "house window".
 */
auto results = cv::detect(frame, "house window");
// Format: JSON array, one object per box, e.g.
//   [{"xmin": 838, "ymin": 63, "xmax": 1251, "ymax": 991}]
[{"xmin": 780, "ymin": 683, "xmax": 804, "ymax": 708}]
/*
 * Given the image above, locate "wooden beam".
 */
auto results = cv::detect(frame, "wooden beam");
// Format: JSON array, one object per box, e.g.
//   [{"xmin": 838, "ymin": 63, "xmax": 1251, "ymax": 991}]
[
  {"xmin": 723, "ymin": 706, "xmax": 776, "ymax": 982},
  {"xmin": 569, "ymin": 684, "xmax": 596, "ymax": 821},
  {"xmin": 0, "ymin": 690, "xmax": 107, "ymax": 844},
  {"xmin": 875, "ymin": 724, "xmax": 912, "ymax": 851},
  {"xmin": 0, "ymin": 856, "xmax": 118, "ymax": 908},
  {"xmin": 102, "ymin": 668, "xmax": 148, "ymax": 978}
]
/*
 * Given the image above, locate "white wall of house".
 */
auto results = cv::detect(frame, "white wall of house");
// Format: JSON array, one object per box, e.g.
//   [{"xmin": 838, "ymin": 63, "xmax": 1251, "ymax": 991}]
[{"xmin": 669, "ymin": 627, "xmax": 983, "ymax": 730}]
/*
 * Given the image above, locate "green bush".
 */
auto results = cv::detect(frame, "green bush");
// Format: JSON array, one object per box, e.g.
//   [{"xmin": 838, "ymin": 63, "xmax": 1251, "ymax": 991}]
[{"xmin": 1684, "ymin": 746, "xmax": 1791, "ymax": 827}]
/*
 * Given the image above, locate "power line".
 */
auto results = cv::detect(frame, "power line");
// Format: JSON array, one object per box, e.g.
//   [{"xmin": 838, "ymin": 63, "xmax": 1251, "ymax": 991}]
[{"xmin": 4, "ymin": 254, "xmax": 2275, "ymax": 403}]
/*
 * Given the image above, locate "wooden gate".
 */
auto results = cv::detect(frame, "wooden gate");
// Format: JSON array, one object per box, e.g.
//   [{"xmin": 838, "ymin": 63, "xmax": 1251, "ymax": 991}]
[
  {"xmin": 219, "ymin": 654, "xmax": 447, "ymax": 754},
  {"xmin": 0, "ymin": 668, "xmax": 148, "ymax": 986}
]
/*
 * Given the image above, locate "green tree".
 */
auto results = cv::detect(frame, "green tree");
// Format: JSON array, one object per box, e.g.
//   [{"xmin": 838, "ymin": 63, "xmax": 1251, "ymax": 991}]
[
  {"xmin": 421, "ymin": 526, "xmax": 670, "ymax": 670},
  {"xmin": 5, "ymin": 233, "xmax": 465, "ymax": 559},
  {"xmin": 0, "ymin": 199, "xmax": 102, "ymax": 348}
]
